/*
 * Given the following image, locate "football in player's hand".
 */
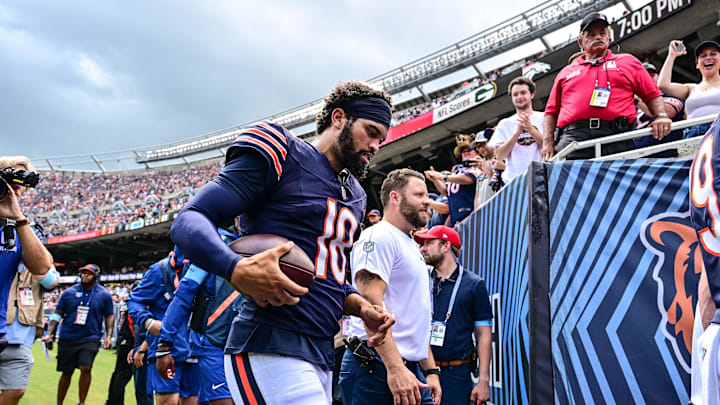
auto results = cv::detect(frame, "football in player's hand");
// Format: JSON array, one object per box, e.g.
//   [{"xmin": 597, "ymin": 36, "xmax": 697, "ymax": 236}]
[{"xmin": 229, "ymin": 234, "xmax": 316, "ymax": 287}]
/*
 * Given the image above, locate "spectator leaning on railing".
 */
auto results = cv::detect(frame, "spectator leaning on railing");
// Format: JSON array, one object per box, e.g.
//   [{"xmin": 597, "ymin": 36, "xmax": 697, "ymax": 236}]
[
  {"xmin": 541, "ymin": 13, "xmax": 672, "ymax": 160},
  {"xmin": 658, "ymin": 40, "xmax": 720, "ymax": 139}
]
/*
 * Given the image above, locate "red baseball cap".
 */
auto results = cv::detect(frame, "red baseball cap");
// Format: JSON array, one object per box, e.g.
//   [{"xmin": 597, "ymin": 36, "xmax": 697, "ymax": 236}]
[
  {"xmin": 79, "ymin": 264, "xmax": 101, "ymax": 275},
  {"xmin": 413, "ymin": 225, "xmax": 462, "ymax": 248}
]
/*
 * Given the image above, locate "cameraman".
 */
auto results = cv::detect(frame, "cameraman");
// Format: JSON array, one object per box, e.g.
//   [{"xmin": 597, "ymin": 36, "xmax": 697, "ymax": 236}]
[{"xmin": 0, "ymin": 156, "xmax": 54, "ymax": 403}]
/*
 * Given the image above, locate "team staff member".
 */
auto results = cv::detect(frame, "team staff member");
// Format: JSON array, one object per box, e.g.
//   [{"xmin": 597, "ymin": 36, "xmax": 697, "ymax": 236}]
[
  {"xmin": 44, "ymin": 264, "xmax": 114, "ymax": 405},
  {"xmin": 340, "ymin": 168, "xmax": 441, "ymax": 405},
  {"xmin": 157, "ymin": 228, "xmax": 240, "ymax": 405},
  {"xmin": 541, "ymin": 13, "xmax": 672, "ymax": 160},
  {"xmin": 415, "ymin": 226, "xmax": 493, "ymax": 405},
  {"xmin": 128, "ymin": 247, "xmax": 199, "ymax": 405},
  {"xmin": 367, "ymin": 209, "xmax": 382, "ymax": 226},
  {"xmin": 0, "ymin": 262, "xmax": 59, "ymax": 405},
  {"xmin": 170, "ymin": 81, "xmax": 395, "ymax": 404},
  {"xmin": 0, "ymin": 156, "xmax": 53, "ymax": 337}
]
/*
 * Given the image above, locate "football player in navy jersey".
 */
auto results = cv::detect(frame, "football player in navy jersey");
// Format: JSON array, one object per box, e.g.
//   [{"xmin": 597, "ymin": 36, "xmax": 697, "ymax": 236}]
[
  {"xmin": 690, "ymin": 116, "xmax": 720, "ymax": 404},
  {"xmin": 171, "ymin": 81, "xmax": 396, "ymax": 404}
]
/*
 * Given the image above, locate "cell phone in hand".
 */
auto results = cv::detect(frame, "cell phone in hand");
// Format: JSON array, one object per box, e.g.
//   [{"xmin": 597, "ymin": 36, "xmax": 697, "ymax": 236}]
[{"xmin": 673, "ymin": 42, "xmax": 685, "ymax": 53}]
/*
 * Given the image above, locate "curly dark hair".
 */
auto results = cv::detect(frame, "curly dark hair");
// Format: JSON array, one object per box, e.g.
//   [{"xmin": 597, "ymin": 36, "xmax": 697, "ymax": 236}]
[{"xmin": 316, "ymin": 80, "xmax": 393, "ymax": 134}]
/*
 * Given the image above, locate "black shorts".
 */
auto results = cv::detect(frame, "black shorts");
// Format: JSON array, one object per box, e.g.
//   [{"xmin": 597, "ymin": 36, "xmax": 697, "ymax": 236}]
[{"xmin": 57, "ymin": 339, "xmax": 101, "ymax": 372}]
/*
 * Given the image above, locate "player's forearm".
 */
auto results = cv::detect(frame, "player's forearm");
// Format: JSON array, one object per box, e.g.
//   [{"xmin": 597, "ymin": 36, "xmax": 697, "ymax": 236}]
[
  {"xmin": 343, "ymin": 292, "xmax": 370, "ymax": 317},
  {"xmin": 172, "ymin": 200, "xmax": 242, "ymax": 281},
  {"xmin": 160, "ymin": 279, "xmax": 202, "ymax": 344}
]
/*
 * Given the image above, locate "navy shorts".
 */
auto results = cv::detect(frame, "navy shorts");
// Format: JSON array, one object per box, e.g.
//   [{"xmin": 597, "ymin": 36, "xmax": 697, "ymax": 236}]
[
  {"xmin": 198, "ymin": 345, "xmax": 231, "ymax": 402},
  {"xmin": 57, "ymin": 339, "xmax": 100, "ymax": 372},
  {"xmin": 148, "ymin": 358, "xmax": 200, "ymax": 398}
]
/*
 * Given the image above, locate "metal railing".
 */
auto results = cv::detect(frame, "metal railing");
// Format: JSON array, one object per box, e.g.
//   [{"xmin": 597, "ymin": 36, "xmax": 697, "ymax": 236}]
[{"xmin": 551, "ymin": 114, "xmax": 718, "ymax": 162}]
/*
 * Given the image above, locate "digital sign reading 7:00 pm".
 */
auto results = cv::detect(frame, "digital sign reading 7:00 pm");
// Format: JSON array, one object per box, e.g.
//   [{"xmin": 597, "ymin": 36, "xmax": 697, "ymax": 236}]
[{"xmin": 611, "ymin": 0, "xmax": 692, "ymax": 41}]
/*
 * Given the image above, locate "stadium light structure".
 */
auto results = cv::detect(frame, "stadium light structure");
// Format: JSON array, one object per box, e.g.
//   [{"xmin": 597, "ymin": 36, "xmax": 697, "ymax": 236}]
[{"xmin": 131, "ymin": 0, "xmax": 620, "ymax": 164}]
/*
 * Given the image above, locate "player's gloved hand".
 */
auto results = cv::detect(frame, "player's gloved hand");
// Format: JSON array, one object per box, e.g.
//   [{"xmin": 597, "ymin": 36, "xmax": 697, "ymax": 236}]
[
  {"xmin": 387, "ymin": 364, "xmax": 428, "ymax": 405},
  {"xmin": 426, "ymin": 374, "xmax": 442, "ymax": 405},
  {"xmin": 360, "ymin": 304, "xmax": 395, "ymax": 347},
  {"xmin": 230, "ymin": 241, "xmax": 308, "ymax": 307},
  {"xmin": 470, "ymin": 377, "xmax": 490, "ymax": 404},
  {"xmin": 156, "ymin": 352, "xmax": 175, "ymax": 380}
]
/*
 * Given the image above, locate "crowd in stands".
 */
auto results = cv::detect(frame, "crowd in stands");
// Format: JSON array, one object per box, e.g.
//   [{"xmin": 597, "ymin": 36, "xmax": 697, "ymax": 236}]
[
  {"xmin": 391, "ymin": 73, "xmax": 504, "ymax": 127},
  {"xmin": 21, "ymin": 163, "xmax": 221, "ymax": 238}
]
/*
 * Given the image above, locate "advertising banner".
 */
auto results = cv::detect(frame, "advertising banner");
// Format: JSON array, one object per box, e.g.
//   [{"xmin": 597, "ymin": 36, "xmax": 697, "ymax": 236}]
[
  {"xmin": 458, "ymin": 158, "xmax": 697, "ymax": 404},
  {"xmin": 535, "ymin": 158, "xmax": 697, "ymax": 404},
  {"xmin": 457, "ymin": 174, "xmax": 530, "ymax": 405},
  {"xmin": 432, "ymin": 82, "xmax": 497, "ymax": 124},
  {"xmin": 385, "ymin": 111, "xmax": 434, "ymax": 144}
]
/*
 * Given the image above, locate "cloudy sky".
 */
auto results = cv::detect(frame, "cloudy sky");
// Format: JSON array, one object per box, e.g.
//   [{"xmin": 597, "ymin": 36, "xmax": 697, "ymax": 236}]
[{"xmin": 1, "ymin": 0, "xmax": 592, "ymax": 163}]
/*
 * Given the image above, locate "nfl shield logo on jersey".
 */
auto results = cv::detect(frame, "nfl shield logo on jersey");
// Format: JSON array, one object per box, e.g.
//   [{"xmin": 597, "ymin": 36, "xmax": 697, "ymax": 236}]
[{"xmin": 363, "ymin": 241, "xmax": 375, "ymax": 253}]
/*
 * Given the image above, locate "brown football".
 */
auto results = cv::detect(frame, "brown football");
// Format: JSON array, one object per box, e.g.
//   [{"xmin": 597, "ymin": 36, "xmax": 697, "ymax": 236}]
[{"xmin": 229, "ymin": 234, "xmax": 316, "ymax": 287}]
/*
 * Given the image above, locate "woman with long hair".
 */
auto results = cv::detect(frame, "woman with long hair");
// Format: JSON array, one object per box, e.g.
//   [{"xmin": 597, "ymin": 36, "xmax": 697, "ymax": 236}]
[{"xmin": 659, "ymin": 40, "xmax": 720, "ymax": 138}]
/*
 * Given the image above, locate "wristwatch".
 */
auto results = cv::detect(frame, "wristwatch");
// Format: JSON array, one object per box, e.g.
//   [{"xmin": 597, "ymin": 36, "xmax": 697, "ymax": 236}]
[
  {"xmin": 656, "ymin": 113, "xmax": 669, "ymax": 119},
  {"xmin": 424, "ymin": 367, "xmax": 441, "ymax": 377}
]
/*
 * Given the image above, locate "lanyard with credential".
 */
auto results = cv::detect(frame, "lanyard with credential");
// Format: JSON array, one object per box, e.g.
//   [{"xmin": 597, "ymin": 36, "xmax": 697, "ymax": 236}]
[
  {"xmin": 81, "ymin": 285, "xmax": 96, "ymax": 307},
  {"xmin": 431, "ymin": 266, "xmax": 463, "ymax": 323}
]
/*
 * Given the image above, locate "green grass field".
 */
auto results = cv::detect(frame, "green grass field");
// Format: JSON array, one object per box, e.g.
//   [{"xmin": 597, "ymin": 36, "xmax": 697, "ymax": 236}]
[{"xmin": 22, "ymin": 344, "xmax": 137, "ymax": 405}]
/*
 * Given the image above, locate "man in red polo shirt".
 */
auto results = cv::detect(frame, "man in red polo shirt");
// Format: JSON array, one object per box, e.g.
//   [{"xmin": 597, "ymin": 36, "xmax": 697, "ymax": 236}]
[{"xmin": 541, "ymin": 13, "xmax": 673, "ymax": 160}]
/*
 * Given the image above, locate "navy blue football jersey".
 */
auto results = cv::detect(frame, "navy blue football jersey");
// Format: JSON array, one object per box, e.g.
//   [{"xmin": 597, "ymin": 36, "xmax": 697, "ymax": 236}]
[
  {"xmin": 224, "ymin": 121, "xmax": 365, "ymax": 367},
  {"xmin": 690, "ymin": 117, "xmax": 720, "ymax": 308},
  {"xmin": 447, "ymin": 164, "xmax": 479, "ymax": 226}
]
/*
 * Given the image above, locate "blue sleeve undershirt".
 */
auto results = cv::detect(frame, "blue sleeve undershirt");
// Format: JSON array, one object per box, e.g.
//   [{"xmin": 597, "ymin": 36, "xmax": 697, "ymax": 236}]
[{"xmin": 171, "ymin": 149, "xmax": 271, "ymax": 281}]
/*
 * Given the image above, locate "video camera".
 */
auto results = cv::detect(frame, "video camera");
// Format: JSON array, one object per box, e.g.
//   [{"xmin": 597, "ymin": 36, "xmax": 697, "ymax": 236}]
[{"xmin": 0, "ymin": 168, "xmax": 39, "ymax": 201}]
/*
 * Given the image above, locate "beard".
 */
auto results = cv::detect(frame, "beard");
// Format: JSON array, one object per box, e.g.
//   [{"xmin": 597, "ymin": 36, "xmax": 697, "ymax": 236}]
[
  {"xmin": 337, "ymin": 120, "xmax": 369, "ymax": 181},
  {"xmin": 81, "ymin": 276, "xmax": 95, "ymax": 288},
  {"xmin": 424, "ymin": 251, "xmax": 442, "ymax": 267},
  {"xmin": 399, "ymin": 195, "xmax": 428, "ymax": 228}
]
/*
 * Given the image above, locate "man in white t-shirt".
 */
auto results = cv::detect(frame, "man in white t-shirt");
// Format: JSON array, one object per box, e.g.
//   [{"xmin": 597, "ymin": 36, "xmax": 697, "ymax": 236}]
[
  {"xmin": 488, "ymin": 76, "xmax": 544, "ymax": 182},
  {"xmin": 340, "ymin": 168, "xmax": 441, "ymax": 405}
]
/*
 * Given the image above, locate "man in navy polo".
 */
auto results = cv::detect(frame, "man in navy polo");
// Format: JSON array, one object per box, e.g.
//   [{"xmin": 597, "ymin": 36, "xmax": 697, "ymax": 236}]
[
  {"xmin": 43, "ymin": 264, "xmax": 114, "ymax": 405},
  {"xmin": 415, "ymin": 226, "xmax": 493, "ymax": 405}
]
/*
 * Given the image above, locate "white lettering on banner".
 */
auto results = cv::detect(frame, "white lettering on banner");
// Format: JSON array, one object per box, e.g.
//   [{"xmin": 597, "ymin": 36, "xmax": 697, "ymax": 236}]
[
  {"xmin": 432, "ymin": 83, "xmax": 497, "ymax": 124},
  {"xmin": 613, "ymin": 0, "xmax": 691, "ymax": 39}
]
